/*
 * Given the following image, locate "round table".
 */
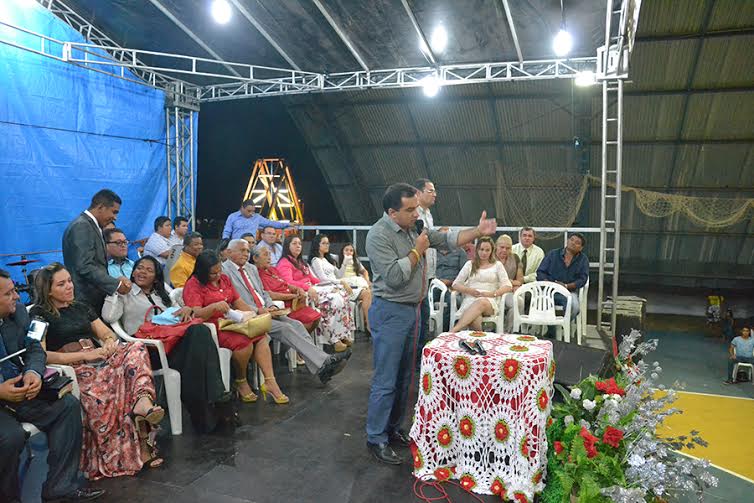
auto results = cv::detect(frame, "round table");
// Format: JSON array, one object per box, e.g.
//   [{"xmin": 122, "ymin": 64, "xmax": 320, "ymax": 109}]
[{"xmin": 409, "ymin": 331, "xmax": 554, "ymax": 501}]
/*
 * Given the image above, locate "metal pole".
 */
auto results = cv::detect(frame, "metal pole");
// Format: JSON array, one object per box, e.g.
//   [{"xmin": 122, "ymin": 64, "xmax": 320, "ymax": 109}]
[
  {"xmin": 597, "ymin": 80, "xmax": 608, "ymax": 328},
  {"xmin": 610, "ymin": 79, "xmax": 624, "ymax": 336},
  {"xmin": 189, "ymin": 111, "xmax": 195, "ymax": 228},
  {"xmin": 174, "ymin": 107, "xmax": 181, "ymax": 220},
  {"xmin": 165, "ymin": 109, "xmax": 172, "ymax": 220}
]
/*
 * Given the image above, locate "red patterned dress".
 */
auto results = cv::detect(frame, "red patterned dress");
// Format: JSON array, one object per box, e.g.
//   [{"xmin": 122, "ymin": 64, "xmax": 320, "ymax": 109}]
[{"xmin": 30, "ymin": 302, "xmax": 157, "ymax": 480}]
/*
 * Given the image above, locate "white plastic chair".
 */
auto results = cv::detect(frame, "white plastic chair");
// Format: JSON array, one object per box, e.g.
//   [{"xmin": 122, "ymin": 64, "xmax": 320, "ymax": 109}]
[
  {"xmin": 449, "ymin": 290, "xmax": 510, "ymax": 334},
  {"xmin": 428, "ymin": 279, "xmax": 448, "ymax": 336},
  {"xmin": 512, "ymin": 281, "xmax": 572, "ymax": 342},
  {"xmin": 576, "ymin": 278, "xmax": 589, "ymax": 345},
  {"xmin": 110, "ymin": 320, "xmax": 184, "ymax": 435},
  {"xmin": 732, "ymin": 347, "xmax": 754, "ymax": 383}
]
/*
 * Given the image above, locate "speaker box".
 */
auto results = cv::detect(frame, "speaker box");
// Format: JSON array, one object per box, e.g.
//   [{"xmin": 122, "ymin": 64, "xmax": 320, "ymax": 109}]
[{"xmin": 551, "ymin": 340, "xmax": 613, "ymax": 388}]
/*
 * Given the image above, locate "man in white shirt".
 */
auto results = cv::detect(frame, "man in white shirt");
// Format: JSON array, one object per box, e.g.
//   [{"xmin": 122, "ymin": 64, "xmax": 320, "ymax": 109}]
[
  {"xmin": 257, "ymin": 226, "xmax": 284, "ymax": 265},
  {"xmin": 168, "ymin": 216, "xmax": 189, "ymax": 247},
  {"xmin": 143, "ymin": 216, "xmax": 173, "ymax": 265},
  {"xmin": 512, "ymin": 227, "xmax": 545, "ymax": 284},
  {"xmin": 415, "ymin": 179, "xmax": 438, "ymax": 352}
]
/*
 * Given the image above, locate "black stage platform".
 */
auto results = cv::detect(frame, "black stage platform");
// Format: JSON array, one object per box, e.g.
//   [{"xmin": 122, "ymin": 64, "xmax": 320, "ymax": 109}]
[{"xmin": 90, "ymin": 333, "xmax": 500, "ymax": 502}]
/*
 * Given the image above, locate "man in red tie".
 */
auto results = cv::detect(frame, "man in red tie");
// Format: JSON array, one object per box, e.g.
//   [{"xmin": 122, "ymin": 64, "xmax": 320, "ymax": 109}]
[{"xmin": 222, "ymin": 239, "xmax": 350, "ymax": 384}]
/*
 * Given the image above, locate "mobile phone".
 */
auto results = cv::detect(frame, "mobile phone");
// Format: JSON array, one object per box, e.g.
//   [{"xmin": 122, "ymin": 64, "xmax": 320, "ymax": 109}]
[{"xmin": 27, "ymin": 319, "xmax": 49, "ymax": 342}]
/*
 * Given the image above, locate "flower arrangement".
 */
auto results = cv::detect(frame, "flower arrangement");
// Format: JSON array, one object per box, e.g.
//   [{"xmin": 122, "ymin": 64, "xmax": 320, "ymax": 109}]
[{"xmin": 542, "ymin": 330, "xmax": 718, "ymax": 503}]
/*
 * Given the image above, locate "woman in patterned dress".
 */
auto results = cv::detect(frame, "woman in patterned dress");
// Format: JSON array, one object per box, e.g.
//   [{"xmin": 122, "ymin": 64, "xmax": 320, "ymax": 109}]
[{"xmin": 31, "ymin": 263, "xmax": 164, "ymax": 480}]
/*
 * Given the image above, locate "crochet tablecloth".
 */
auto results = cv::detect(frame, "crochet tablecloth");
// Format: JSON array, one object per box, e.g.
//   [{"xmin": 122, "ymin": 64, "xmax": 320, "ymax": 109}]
[{"xmin": 409, "ymin": 331, "xmax": 554, "ymax": 500}]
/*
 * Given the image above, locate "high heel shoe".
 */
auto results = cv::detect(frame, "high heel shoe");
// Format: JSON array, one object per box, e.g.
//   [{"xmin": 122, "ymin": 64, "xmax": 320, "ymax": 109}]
[
  {"xmin": 234, "ymin": 378, "xmax": 258, "ymax": 403},
  {"xmin": 131, "ymin": 393, "xmax": 165, "ymax": 426},
  {"xmin": 260, "ymin": 377, "xmax": 289, "ymax": 404}
]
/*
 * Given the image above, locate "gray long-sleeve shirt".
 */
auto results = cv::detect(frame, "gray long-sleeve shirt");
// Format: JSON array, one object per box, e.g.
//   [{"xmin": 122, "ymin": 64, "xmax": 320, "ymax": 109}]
[{"xmin": 366, "ymin": 213, "xmax": 459, "ymax": 304}]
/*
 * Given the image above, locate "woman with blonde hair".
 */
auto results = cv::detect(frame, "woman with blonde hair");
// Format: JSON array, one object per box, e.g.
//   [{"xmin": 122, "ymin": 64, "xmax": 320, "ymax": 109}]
[
  {"xmin": 450, "ymin": 236, "xmax": 512, "ymax": 332},
  {"xmin": 496, "ymin": 234, "xmax": 524, "ymax": 330}
]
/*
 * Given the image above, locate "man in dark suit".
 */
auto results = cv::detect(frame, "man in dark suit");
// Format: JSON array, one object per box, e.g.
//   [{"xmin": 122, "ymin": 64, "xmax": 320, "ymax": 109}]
[
  {"xmin": 62, "ymin": 189, "xmax": 131, "ymax": 313},
  {"xmin": 0, "ymin": 269, "xmax": 104, "ymax": 502}
]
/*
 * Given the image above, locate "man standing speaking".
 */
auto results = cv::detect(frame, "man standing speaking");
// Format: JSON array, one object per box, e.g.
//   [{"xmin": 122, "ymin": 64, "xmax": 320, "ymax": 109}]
[{"xmin": 365, "ymin": 183, "xmax": 497, "ymax": 464}]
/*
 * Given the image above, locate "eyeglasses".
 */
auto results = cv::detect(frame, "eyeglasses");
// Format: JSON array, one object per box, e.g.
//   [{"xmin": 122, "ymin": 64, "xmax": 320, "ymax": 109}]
[
  {"xmin": 424, "ymin": 189, "xmax": 437, "ymax": 194},
  {"xmin": 107, "ymin": 240, "xmax": 129, "ymax": 246}
]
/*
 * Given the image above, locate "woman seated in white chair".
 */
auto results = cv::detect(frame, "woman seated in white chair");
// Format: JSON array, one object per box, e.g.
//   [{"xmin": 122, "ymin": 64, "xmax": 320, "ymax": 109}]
[
  {"xmin": 450, "ymin": 237, "xmax": 512, "ymax": 332},
  {"xmin": 101, "ymin": 256, "xmax": 230, "ymax": 433},
  {"xmin": 338, "ymin": 242, "xmax": 372, "ymax": 332}
]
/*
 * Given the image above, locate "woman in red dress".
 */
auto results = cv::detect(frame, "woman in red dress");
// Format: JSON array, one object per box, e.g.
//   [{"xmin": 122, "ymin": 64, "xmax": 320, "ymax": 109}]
[
  {"xmin": 182, "ymin": 251, "xmax": 288, "ymax": 404},
  {"xmin": 253, "ymin": 245, "xmax": 322, "ymax": 331}
]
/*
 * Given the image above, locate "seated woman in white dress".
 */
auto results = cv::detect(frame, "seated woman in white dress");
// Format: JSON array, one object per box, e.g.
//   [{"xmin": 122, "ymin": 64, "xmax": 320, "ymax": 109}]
[
  {"xmin": 308, "ymin": 235, "xmax": 372, "ymax": 333},
  {"xmin": 338, "ymin": 242, "xmax": 372, "ymax": 333},
  {"xmin": 450, "ymin": 236, "xmax": 512, "ymax": 332}
]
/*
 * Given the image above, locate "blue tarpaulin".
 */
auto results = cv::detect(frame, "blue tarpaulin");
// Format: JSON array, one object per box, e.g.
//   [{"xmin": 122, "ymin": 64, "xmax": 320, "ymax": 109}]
[{"xmin": 0, "ymin": 1, "xmax": 196, "ymax": 286}]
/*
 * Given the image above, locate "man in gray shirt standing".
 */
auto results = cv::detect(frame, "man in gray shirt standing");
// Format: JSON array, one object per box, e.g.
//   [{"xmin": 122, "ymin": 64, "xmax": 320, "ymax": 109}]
[{"xmin": 364, "ymin": 183, "xmax": 497, "ymax": 465}]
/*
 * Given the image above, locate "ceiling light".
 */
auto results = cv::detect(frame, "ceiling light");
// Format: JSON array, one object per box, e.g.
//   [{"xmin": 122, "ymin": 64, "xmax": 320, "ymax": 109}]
[
  {"xmin": 211, "ymin": 0, "xmax": 232, "ymax": 25},
  {"xmin": 553, "ymin": 28, "xmax": 573, "ymax": 57},
  {"xmin": 575, "ymin": 70, "xmax": 595, "ymax": 86},
  {"xmin": 421, "ymin": 73, "xmax": 441, "ymax": 98},
  {"xmin": 430, "ymin": 25, "xmax": 447, "ymax": 54}
]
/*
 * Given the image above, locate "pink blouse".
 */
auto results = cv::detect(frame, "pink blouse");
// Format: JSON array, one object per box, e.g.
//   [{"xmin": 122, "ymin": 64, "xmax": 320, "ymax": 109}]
[{"xmin": 276, "ymin": 257, "xmax": 320, "ymax": 291}]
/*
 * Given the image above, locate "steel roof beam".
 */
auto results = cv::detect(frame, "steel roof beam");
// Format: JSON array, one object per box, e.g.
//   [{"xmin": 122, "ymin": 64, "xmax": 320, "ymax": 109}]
[
  {"xmin": 500, "ymin": 0, "xmax": 523, "ymax": 63},
  {"xmin": 148, "ymin": 0, "xmax": 242, "ymax": 78},
  {"xmin": 311, "ymin": 0, "xmax": 369, "ymax": 72},
  {"xmin": 229, "ymin": 0, "xmax": 301, "ymax": 71},
  {"xmin": 400, "ymin": 0, "xmax": 436, "ymax": 66},
  {"xmin": 636, "ymin": 27, "xmax": 754, "ymax": 42},
  {"xmin": 312, "ymin": 138, "xmax": 754, "ymax": 149}
]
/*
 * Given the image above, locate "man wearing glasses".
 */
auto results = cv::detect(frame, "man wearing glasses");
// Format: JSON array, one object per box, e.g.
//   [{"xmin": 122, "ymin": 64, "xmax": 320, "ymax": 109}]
[{"xmin": 104, "ymin": 227, "xmax": 134, "ymax": 279}]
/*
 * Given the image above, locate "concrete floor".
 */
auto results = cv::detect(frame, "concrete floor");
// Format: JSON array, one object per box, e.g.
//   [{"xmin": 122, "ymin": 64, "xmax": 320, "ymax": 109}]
[{"xmin": 20, "ymin": 311, "xmax": 752, "ymax": 502}]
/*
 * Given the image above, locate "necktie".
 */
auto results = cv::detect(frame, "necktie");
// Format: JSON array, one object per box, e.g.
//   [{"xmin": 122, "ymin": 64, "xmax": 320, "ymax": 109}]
[
  {"xmin": 522, "ymin": 249, "xmax": 528, "ymax": 274},
  {"xmin": 239, "ymin": 267, "xmax": 263, "ymax": 309}
]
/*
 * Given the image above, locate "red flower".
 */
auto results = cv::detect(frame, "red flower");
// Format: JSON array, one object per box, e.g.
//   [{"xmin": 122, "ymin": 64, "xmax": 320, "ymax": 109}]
[
  {"xmin": 549, "ymin": 360, "xmax": 556, "ymax": 380},
  {"xmin": 470, "ymin": 331, "xmax": 486, "ymax": 337},
  {"xmin": 502, "ymin": 358, "xmax": 520, "ymax": 381},
  {"xmin": 520, "ymin": 435, "xmax": 529, "ymax": 457},
  {"xmin": 537, "ymin": 389, "xmax": 549, "ymax": 411},
  {"xmin": 602, "ymin": 426, "xmax": 625, "ymax": 448},
  {"xmin": 579, "ymin": 426, "xmax": 599, "ymax": 458},
  {"xmin": 453, "ymin": 356, "xmax": 471, "ymax": 379},
  {"xmin": 513, "ymin": 491, "xmax": 530, "ymax": 503},
  {"xmin": 413, "ymin": 450, "xmax": 423, "ymax": 469},
  {"xmin": 517, "ymin": 335, "xmax": 536, "ymax": 342},
  {"xmin": 510, "ymin": 344, "xmax": 529, "ymax": 352},
  {"xmin": 490, "ymin": 477, "xmax": 506, "ymax": 496},
  {"xmin": 434, "ymin": 467, "xmax": 452, "ymax": 481},
  {"xmin": 459, "ymin": 474, "xmax": 476, "ymax": 492},
  {"xmin": 532, "ymin": 470, "xmax": 543, "ymax": 484},
  {"xmin": 421, "ymin": 372, "xmax": 432, "ymax": 395},
  {"xmin": 554, "ymin": 441, "xmax": 564, "ymax": 454},
  {"xmin": 595, "ymin": 377, "xmax": 626, "ymax": 397},
  {"xmin": 547, "ymin": 417, "xmax": 554, "ymax": 428},
  {"xmin": 494, "ymin": 419, "xmax": 509, "ymax": 443},
  {"xmin": 437, "ymin": 426, "xmax": 452, "ymax": 447},
  {"xmin": 459, "ymin": 416, "xmax": 475, "ymax": 438}
]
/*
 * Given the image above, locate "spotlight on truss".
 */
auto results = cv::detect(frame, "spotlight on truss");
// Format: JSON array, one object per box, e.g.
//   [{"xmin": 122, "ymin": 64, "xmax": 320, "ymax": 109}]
[
  {"xmin": 211, "ymin": 0, "xmax": 232, "ymax": 25},
  {"xmin": 575, "ymin": 70, "xmax": 596, "ymax": 87},
  {"xmin": 421, "ymin": 73, "xmax": 441, "ymax": 98}
]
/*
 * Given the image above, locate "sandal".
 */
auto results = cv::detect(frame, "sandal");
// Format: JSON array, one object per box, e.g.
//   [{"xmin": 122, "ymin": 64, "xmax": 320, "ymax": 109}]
[
  {"xmin": 134, "ymin": 416, "xmax": 163, "ymax": 469},
  {"xmin": 131, "ymin": 394, "xmax": 165, "ymax": 426},
  {"xmin": 234, "ymin": 378, "xmax": 258, "ymax": 403}
]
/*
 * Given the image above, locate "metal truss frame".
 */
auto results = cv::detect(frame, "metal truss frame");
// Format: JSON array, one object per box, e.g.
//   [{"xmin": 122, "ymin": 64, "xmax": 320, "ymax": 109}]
[{"xmin": 166, "ymin": 107, "xmax": 195, "ymax": 228}]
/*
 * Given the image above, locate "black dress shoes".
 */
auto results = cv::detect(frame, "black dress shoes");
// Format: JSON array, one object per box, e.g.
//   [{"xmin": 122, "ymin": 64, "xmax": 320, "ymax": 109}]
[
  {"xmin": 317, "ymin": 349, "xmax": 352, "ymax": 384},
  {"xmin": 44, "ymin": 487, "xmax": 106, "ymax": 502},
  {"xmin": 389, "ymin": 430, "xmax": 411, "ymax": 447},
  {"xmin": 367, "ymin": 441, "xmax": 402, "ymax": 465}
]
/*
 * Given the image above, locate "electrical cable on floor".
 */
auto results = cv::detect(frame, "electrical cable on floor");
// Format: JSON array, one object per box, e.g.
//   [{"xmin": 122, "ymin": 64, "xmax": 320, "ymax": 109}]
[{"xmin": 413, "ymin": 476, "xmax": 487, "ymax": 503}]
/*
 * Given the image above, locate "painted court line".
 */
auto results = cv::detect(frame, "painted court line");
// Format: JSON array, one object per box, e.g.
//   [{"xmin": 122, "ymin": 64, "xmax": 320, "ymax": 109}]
[{"xmin": 674, "ymin": 450, "xmax": 754, "ymax": 486}]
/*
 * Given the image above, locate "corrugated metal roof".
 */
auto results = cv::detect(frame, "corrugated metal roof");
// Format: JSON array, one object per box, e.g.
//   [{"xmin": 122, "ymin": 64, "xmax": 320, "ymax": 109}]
[
  {"xmin": 625, "ymin": 40, "xmax": 697, "ymax": 91},
  {"xmin": 635, "ymin": 0, "xmax": 707, "ymax": 36},
  {"xmin": 682, "ymin": 92, "xmax": 754, "ymax": 139},
  {"xmin": 708, "ymin": 0, "xmax": 754, "ymax": 31},
  {"xmin": 693, "ymin": 36, "xmax": 754, "ymax": 88},
  {"xmin": 410, "ymin": 99, "xmax": 496, "ymax": 142}
]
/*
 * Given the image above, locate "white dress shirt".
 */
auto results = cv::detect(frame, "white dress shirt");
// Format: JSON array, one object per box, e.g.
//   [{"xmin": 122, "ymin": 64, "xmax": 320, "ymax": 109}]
[
  {"xmin": 511, "ymin": 242, "xmax": 545, "ymax": 283},
  {"xmin": 417, "ymin": 205, "xmax": 437, "ymax": 279}
]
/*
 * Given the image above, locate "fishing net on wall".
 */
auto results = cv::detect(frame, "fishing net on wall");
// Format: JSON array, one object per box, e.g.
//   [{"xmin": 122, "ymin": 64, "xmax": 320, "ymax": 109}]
[{"xmin": 493, "ymin": 162, "xmax": 589, "ymax": 240}]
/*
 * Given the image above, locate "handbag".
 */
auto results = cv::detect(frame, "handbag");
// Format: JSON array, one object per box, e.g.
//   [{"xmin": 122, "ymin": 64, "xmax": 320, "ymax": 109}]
[
  {"xmin": 218, "ymin": 312, "xmax": 271, "ymax": 339},
  {"xmin": 135, "ymin": 306, "xmax": 203, "ymax": 354},
  {"xmin": 58, "ymin": 338, "xmax": 102, "ymax": 365}
]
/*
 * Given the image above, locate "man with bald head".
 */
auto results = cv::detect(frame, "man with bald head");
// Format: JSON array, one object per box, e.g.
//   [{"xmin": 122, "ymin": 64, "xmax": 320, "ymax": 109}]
[{"xmin": 223, "ymin": 239, "xmax": 350, "ymax": 384}]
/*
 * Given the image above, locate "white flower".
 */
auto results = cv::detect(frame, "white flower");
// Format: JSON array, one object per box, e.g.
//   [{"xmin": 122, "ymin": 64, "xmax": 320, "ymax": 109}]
[
  {"xmin": 611, "ymin": 394, "xmax": 622, "ymax": 402},
  {"xmin": 564, "ymin": 415, "xmax": 574, "ymax": 426},
  {"xmin": 582, "ymin": 399, "xmax": 596, "ymax": 411},
  {"xmin": 651, "ymin": 373, "xmax": 659, "ymax": 380},
  {"xmin": 570, "ymin": 388, "xmax": 582, "ymax": 400}
]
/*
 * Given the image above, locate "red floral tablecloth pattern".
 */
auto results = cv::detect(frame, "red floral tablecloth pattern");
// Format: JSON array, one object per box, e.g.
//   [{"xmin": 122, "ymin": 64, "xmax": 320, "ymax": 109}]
[{"xmin": 410, "ymin": 331, "xmax": 554, "ymax": 500}]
